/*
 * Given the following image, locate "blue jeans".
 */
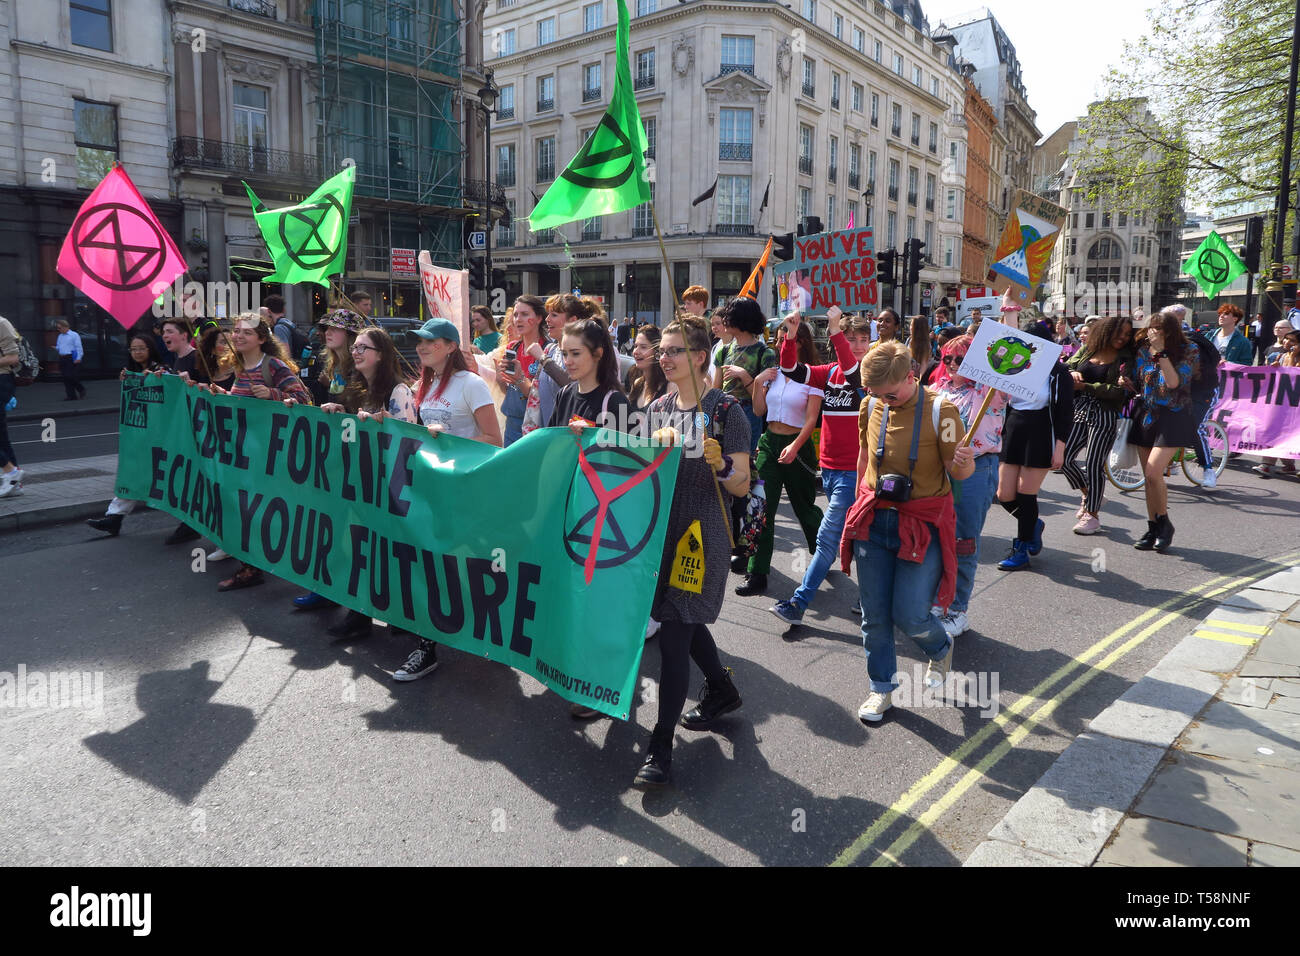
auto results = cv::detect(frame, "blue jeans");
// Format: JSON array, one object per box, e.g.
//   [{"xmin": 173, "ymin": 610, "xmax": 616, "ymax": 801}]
[
  {"xmin": 501, "ymin": 385, "xmax": 525, "ymax": 447},
  {"xmin": 854, "ymin": 509, "xmax": 952, "ymax": 693},
  {"xmin": 741, "ymin": 403, "xmax": 764, "ymax": 455},
  {"xmin": 792, "ymin": 467, "xmax": 857, "ymax": 609},
  {"xmin": 951, "ymin": 454, "xmax": 998, "ymax": 614}
]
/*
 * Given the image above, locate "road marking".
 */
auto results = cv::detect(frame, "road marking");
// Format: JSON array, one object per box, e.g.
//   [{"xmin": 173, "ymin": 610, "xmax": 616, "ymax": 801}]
[
  {"xmin": 1202, "ymin": 619, "xmax": 1269, "ymax": 635},
  {"xmin": 1192, "ymin": 630, "xmax": 1258, "ymax": 646},
  {"xmin": 831, "ymin": 551, "xmax": 1300, "ymax": 867},
  {"xmin": 13, "ymin": 432, "xmax": 120, "ymax": 445}
]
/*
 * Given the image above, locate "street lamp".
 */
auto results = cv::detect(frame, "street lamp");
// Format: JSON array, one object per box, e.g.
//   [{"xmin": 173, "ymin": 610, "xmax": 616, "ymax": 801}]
[{"xmin": 477, "ymin": 70, "xmax": 499, "ymax": 307}]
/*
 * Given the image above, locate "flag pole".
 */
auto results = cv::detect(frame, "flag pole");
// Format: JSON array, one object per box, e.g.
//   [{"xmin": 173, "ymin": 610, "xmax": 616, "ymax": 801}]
[{"xmin": 650, "ymin": 199, "xmax": 734, "ymax": 551}]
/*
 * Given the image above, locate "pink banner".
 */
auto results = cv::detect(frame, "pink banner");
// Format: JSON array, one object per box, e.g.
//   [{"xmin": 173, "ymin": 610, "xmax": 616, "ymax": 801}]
[{"xmin": 1212, "ymin": 362, "xmax": 1300, "ymax": 460}]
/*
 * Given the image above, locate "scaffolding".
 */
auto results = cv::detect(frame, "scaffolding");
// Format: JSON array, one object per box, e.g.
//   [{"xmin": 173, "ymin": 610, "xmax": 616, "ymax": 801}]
[{"xmin": 314, "ymin": 0, "xmax": 465, "ymax": 274}]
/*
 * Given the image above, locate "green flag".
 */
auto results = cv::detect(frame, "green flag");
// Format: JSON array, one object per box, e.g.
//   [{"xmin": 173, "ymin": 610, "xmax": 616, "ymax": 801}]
[
  {"xmin": 527, "ymin": 0, "xmax": 650, "ymax": 232},
  {"xmin": 1182, "ymin": 230, "xmax": 1247, "ymax": 298},
  {"xmin": 244, "ymin": 165, "xmax": 355, "ymax": 287}
]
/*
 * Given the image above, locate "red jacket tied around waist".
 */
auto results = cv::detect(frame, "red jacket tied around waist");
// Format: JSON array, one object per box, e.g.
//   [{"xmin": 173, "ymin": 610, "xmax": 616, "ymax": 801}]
[{"xmin": 839, "ymin": 485, "xmax": 957, "ymax": 610}]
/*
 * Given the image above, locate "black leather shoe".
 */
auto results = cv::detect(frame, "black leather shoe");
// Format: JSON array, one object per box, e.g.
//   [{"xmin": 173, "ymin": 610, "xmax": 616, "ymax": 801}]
[
  {"xmin": 681, "ymin": 668, "xmax": 742, "ymax": 730},
  {"xmin": 730, "ymin": 552, "xmax": 748, "ymax": 574},
  {"xmin": 327, "ymin": 610, "xmax": 373, "ymax": 642},
  {"xmin": 1153, "ymin": 514, "xmax": 1175, "ymax": 553},
  {"xmin": 164, "ymin": 523, "xmax": 201, "ymax": 545},
  {"xmin": 1134, "ymin": 520, "xmax": 1159, "ymax": 551},
  {"xmin": 87, "ymin": 514, "xmax": 123, "ymax": 536},
  {"xmin": 734, "ymin": 573, "xmax": 767, "ymax": 596},
  {"xmin": 633, "ymin": 730, "xmax": 673, "ymax": 788}
]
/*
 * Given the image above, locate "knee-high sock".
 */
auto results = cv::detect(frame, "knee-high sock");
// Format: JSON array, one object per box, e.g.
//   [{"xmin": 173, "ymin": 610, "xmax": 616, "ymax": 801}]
[{"xmin": 1015, "ymin": 492, "xmax": 1039, "ymax": 543}]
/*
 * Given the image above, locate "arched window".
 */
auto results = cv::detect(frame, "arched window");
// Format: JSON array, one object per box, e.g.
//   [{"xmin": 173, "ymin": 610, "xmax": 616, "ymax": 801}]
[{"xmin": 1087, "ymin": 238, "xmax": 1121, "ymax": 260}]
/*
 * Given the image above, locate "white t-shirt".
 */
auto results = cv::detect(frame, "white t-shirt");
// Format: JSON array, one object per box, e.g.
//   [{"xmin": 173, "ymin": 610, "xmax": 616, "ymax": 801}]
[
  {"xmin": 418, "ymin": 370, "xmax": 494, "ymax": 439},
  {"xmin": 763, "ymin": 371, "xmax": 820, "ymax": 428}
]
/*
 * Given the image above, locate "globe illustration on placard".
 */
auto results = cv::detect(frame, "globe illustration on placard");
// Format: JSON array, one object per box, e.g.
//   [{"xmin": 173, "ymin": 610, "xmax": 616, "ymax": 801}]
[{"xmin": 987, "ymin": 337, "xmax": 1037, "ymax": 376}]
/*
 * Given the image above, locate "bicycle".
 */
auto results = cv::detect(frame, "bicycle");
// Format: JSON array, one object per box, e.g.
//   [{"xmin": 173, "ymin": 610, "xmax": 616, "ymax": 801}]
[{"xmin": 1105, "ymin": 418, "xmax": 1229, "ymax": 492}]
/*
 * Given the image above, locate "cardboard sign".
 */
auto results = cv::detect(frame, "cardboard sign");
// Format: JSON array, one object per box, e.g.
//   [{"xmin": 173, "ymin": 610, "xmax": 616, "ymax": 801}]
[
  {"xmin": 418, "ymin": 250, "xmax": 472, "ymax": 346},
  {"xmin": 956, "ymin": 318, "xmax": 1063, "ymax": 403},
  {"xmin": 773, "ymin": 226, "xmax": 877, "ymax": 316},
  {"xmin": 987, "ymin": 190, "xmax": 1067, "ymax": 306}
]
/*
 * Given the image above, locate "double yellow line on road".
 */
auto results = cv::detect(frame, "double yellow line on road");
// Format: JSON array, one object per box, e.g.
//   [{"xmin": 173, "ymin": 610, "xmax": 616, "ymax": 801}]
[{"xmin": 830, "ymin": 550, "xmax": 1300, "ymax": 867}]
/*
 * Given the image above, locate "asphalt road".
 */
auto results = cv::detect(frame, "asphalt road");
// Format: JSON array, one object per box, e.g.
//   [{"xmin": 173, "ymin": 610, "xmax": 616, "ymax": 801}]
[
  {"xmin": 2, "ymin": 458, "xmax": 1298, "ymax": 866},
  {"xmin": 8, "ymin": 410, "xmax": 119, "ymax": 464}
]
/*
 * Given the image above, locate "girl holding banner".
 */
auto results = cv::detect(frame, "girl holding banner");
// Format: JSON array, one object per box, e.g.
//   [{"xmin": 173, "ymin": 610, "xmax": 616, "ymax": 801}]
[
  {"xmin": 635, "ymin": 315, "xmax": 751, "ymax": 788},
  {"xmin": 306, "ymin": 309, "xmax": 362, "ymax": 407}
]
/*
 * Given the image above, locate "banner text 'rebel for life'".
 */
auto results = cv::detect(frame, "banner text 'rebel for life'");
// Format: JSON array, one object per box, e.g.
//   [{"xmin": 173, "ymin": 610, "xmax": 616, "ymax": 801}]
[{"xmin": 115, "ymin": 374, "xmax": 682, "ymax": 719}]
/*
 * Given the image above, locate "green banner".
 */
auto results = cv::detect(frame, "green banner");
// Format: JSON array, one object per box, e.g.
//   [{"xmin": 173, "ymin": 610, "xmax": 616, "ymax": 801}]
[
  {"xmin": 115, "ymin": 375, "xmax": 681, "ymax": 719},
  {"xmin": 1182, "ymin": 229, "xmax": 1247, "ymax": 298},
  {"xmin": 244, "ymin": 165, "xmax": 355, "ymax": 287},
  {"xmin": 526, "ymin": 0, "xmax": 650, "ymax": 231}
]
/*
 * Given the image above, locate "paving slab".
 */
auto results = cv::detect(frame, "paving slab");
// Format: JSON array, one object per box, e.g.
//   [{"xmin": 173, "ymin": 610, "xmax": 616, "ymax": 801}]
[
  {"xmin": 988, "ymin": 734, "xmax": 1164, "ymax": 866},
  {"xmin": 1271, "ymin": 678, "xmax": 1300, "ymax": 698},
  {"xmin": 1088, "ymin": 669, "xmax": 1221, "ymax": 748},
  {"xmin": 1250, "ymin": 842, "xmax": 1300, "ymax": 866},
  {"xmin": 963, "ymin": 841, "xmax": 1081, "ymax": 867},
  {"xmin": 1253, "ymin": 622, "xmax": 1300, "ymax": 668},
  {"xmin": 1267, "ymin": 695, "xmax": 1300, "ymax": 716},
  {"xmin": 1135, "ymin": 751, "xmax": 1300, "ymax": 850},
  {"xmin": 1288, "ymin": 605, "xmax": 1300, "ymax": 624},
  {"xmin": 1178, "ymin": 700, "xmax": 1300, "ymax": 771},
  {"xmin": 1251, "ymin": 568, "xmax": 1300, "ymax": 595},
  {"xmin": 1221, "ymin": 589, "xmax": 1299, "ymax": 613},
  {"xmin": 1239, "ymin": 659, "xmax": 1300, "ymax": 679},
  {"xmin": 1158, "ymin": 634, "xmax": 1253, "ymax": 676},
  {"xmin": 1222, "ymin": 677, "xmax": 1272, "ymax": 710},
  {"xmin": 1097, "ymin": 816, "xmax": 1248, "ymax": 867}
]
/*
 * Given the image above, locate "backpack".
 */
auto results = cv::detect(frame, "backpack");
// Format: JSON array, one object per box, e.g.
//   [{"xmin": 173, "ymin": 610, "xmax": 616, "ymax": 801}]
[
  {"xmin": 14, "ymin": 336, "xmax": 42, "ymax": 385},
  {"xmin": 707, "ymin": 391, "xmax": 768, "ymax": 559},
  {"xmin": 274, "ymin": 317, "xmax": 310, "ymax": 361}
]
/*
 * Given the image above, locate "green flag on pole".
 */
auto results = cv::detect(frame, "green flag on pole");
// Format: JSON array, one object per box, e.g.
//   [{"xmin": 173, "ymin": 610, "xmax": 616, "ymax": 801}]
[
  {"xmin": 1182, "ymin": 230, "xmax": 1247, "ymax": 298},
  {"xmin": 244, "ymin": 165, "xmax": 355, "ymax": 287},
  {"xmin": 527, "ymin": 0, "xmax": 650, "ymax": 232}
]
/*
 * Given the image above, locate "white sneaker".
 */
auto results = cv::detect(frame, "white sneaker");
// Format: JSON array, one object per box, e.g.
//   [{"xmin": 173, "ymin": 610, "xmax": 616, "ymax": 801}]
[
  {"xmin": 930, "ymin": 605, "xmax": 943, "ymax": 619},
  {"xmin": 0, "ymin": 470, "xmax": 22, "ymax": 498},
  {"xmin": 644, "ymin": 618, "xmax": 661, "ymax": 641},
  {"xmin": 208, "ymin": 549, "xmax": 232, "ymax": 561},
  {"xmin": 925, "ymin": 640, "xmax": 955, "ymax": 689},
  {"xmin": 941, "ymin": 610, "xmax": 969, "ymax": 639},
  {"xmin": 1200, "ymin": 467, "xmax": 1217, "ymax": 489},
  {"xmin": 857, "ymin": 691, "xmax": 893, "ymax": 723}
]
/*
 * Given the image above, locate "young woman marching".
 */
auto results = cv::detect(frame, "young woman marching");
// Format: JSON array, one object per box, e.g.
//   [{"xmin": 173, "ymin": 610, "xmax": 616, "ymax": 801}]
[
  {"xmin": 769, "ymin": 307, "xmax": 872, "ymax": 625},
  {"xmin": 306, "ymin": 309, "xmax": 362, "ymax": 408},
  {"xmin": 214, "ymin": 313, "xmax": 311, "ymax": 591},
  {"xmin": 533, "ymin": 294, "xmax": 575, "ymax": 428},
  {"xmin": 995, "ymin": 318, "xmax": 1074, "ymax": 571},
  {"xmin": 496, "ymin": 295, "xmax": 547, "ymax": 446},
  {"xmin": 1126, "ymin": 309, "xmax": 1200, "ymax": 553},
  {"xmin": 547, "ymin": 318, "xmax": 630, "ymax": 430},
  {"xmin": 741, "ymin": 320, "xmax": 824, "ymax": 597},
  {"xmin": 634, "ymin": 315, "xmax": 752, "ymax": 787},
  {"xmin": 1061, "ymin": 315, "xmax": 1134, "ymax": 535},
  {"xmin": 471, "ymin": 305, "xmax": 502, "ymax": 354},
  {"xmin": 624, "ymin": 325, "xmax": 668, "ymax": 409}
]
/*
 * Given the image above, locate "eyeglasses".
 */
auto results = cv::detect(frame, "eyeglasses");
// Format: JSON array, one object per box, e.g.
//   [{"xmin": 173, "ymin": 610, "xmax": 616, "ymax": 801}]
[
  {"xmin": 658, "ymin": 346, "xmax": 691, "ymax": 359},
  {"xmin": 350, "ymin": 344, "xmax": 378, "ymax": 355}
]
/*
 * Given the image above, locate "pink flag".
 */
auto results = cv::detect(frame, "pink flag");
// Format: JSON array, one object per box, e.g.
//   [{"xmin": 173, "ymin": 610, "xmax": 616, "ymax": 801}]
[
  {"xmin": 845, "ymin": 211, "xmax": 855, "ymax": 230},
  {"xmin": 57, "ymin": 165, "xmax": 187, "ymax": 330}
]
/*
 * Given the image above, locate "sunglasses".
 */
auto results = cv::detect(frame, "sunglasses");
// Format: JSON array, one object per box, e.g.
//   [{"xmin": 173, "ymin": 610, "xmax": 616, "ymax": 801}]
[{"xmin": 942, "ymin": 356, "xmax": 962, "ymax": 366}]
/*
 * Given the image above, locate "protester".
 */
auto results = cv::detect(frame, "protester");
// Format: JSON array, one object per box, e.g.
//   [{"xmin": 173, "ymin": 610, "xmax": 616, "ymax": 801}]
[
  {"xmin": 1125, "ymin": 309, "xmax": 1199, "ymax": 552},
  {"xmin": 842, "ymin": 340, "xmax": 973, "ymax": 723},
  {"xmin": 265, "ymin": 294, "xmax": 292, "ymax": 349},
  {"xmin": 1212, "ymin": 304, "xmax": 1253, "ymax": 365},
  {"xmin": 189, "ymin": 321, "xmax": 236, "ymax": 391},
  {"xmin": 305, "ymin": 309, "xmax": 362, "ymax": 407},
  {"xmin": 769, "ymin": 307, "xmax": 871, "ymax": 625},
  {"xmin": 1265, "ymin": 319, "xmax": 1295, "ymax": 364},
  {"xmin": 1172, "ymin": 304, "xmax": 1225, "ymax": 488},
  {"xmin": 350, "ymin": 291, "xmax": 373, "ymax": 318},
  {"xmin": 967, "ymin": 308, "xmax": 984, "ymax": 335},
  {"xmin": 213, "ymin": 313, "xmax": 311, "ymax": 591},
  {"xmin": 0, "ymin": 314, "xmax": 19, "ymax": 499},
  {"xmin": 1054, "ymin": 317, "xmax": 1081, "ymax": 358},
  {"xmin": 414, "ymin": 318, "xmax": 501, "ymax": 446},
  {"xmin": 742, "ymin": 320, "xmax": 823, "ymax": 597},
  {"xmin": 496, "ymin": 295, "xmax": 547, "ymax": 446},
  {"xmin": 708, "ymin": 305, "xmax": 733, "ymax": 389},
  {"xmin": 624, "ymin": 325, "xmax": 668, "ymax": 409},
  {"xmin": 471, "ymin": 305, "xmax": 502, "ymax": 353},
  {"xmin": 634, "ymin": 315, "xmax": 751, "ymax": 787},
  {"xmin": 161, "ymin": 317, "xmax": 200, "ymax": 379},
  {"xmin": 867, "ymin": 309, "xmax": 901, "ymax": 351},
  {"xmin": 995, "ymin": 318, "xmax": 1074, "ymax": 570},
  {"xmin": 547, "ymin": 318, "xmax": 630, "ymax": 429},
  {"xmin": 1061, "ymin": 315, "xmax": 1134, "ymax": 533},
  {"xmin": 910, "ymin": 315, "xmax": 939, "ymax": 384},
  {"xmin": 682, "ymin": 285, "xmax": 709, "ymax": 318},
  {"xmin": 1255, "ymin": 327, "xmax": 1300, "ymax": 477},
  {"xmin": 929, "ymin": 333, "xmax": 1008, "ymax": 637},
  {"xmin": 55, "ymin": 319, "xmax": 86, "ymax": 401}
]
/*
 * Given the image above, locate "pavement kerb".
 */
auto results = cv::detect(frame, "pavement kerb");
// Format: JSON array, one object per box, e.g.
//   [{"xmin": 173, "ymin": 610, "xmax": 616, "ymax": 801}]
[
  {"xmin": 8, "ymin": 403, "xmax": 118, "ymax": 424},
  {"xmin": 0, "ymin": 497, "xmax": 115, "ymax": 533},
  {"xmin": 963, "ymin": 567, "xmax": 1300, "ymax": 867}
]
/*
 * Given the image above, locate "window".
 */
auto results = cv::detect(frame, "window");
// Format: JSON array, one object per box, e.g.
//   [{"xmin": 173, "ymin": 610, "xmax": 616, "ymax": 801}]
[
  {"xmin": 798, "ymin": 124, "xmax": 814, "ymax": 175},
  {"xmin": 853, "ymin": 27, "xmax": 865, "ymax": 52},
  {"xmin": 633, "ymin": 181, "xmax": 655, "ymax": 236},
  {"xmin": 851, "ymin": 82, "xmax": 863, "ymax": 113},
  {"xmin": 1088, "ymin": 238, "xmax": 1121, "ymax": 259},
  {"xmin": 910, "ymin": 112, "xmax": 920, "ymax": 145},
  {"xmin": 497, "ymin": 144, "xmax": 516, "ymax": 186},
  {"xmin": 498, "ymin": 205, "xmax": 516, "ymax": 247},
  {"xmin": 906, "ymin": 216, "xmax": 915, "ymax": 241},
  {"xmin": 828, "ymin": 135, "xmax": 838, "ymax": 181},
  {"xmin": 870, "ymin": 92, "xmax": 879, "ymax": 127},
  {"xmin": 499, "ymin": 28, "xmax": 516, "ymax": 56},
  {"xmin": 719, "ymin": 108, "xmax": 753, "ymax": 160},
  {"xmin": 537, "ymin": 16, "xmax": 555, "ymax": 46},
  {"xmin": 537, "ymin": 75, "xmax": 555, "ymax": 112},
  {"xmin": 848, "ymin": 143, "xmax": 861, "ymax": 188},
  {"xmin": 925, "ymin": 173, "xmax": 935, "ymax": 211},
  {"xmin": 907, "ymin": 166, "xmax": 918, "ymax": 206},
  {"xmin": 827, "ymin": 196, "xmax": 836, "ymax": 232},
  {"xmin": 887, "ymin": 158, "xmax": 899, "ymax": 200},
  {"xmin": 1118, "ymin": 211, "xmax": 1127, "ymax": 227},
  {"xmin": 636, "ymin": 0, "xmax": 657, "ymax": 14},
  {"xmin": 890, "ymin": 103, "xmax": 902, "ymax": 137},
  {"xmin": 635, "ymin": 49, "xmax": 655, "ymax": 89},
  {"xmin": 924, "ymin": 220, "xmax": 933, "ymax": 252},
  {"xmin": 801, "ymin": 0, "xmax": 816, "ymax": 23},
  {"xmin": 847, "ymin": 200, "xmax": 858, "ymax": 228},
  {"xmin": 583, "ymin": 2, "xmax": 603, "ymax": 31},
  {"xmin": 536, "ymin": 136, "xmax": 556, "ymax": 182},
  {"xmin": 1085, "ymin": 212, "xmax": 1094, "ymax": 228},
  {"xmin": 802, "ymin": 57, "xmax": 816, "ymax": 98},
  {"xmin": 1131, "ymin": 236, "xmax": 1140, "ymax": 255},
  {"xmin": 831, "ymin": 72, "xmax": 840, "ymax": 109},
  {"xmin": 945, "ymin": 188, "xmax": 956, "ymax": 220},
  {"xmin": 1101, "ymin": 211, "xmax": 1111, "ymax": 228},
  {"xmin": 721, "ymin": 35, "xmax": 755, "ymax": 74},
  {"xmin": 232, "ymin": 83, "xmax": 269, "ymax": 170},
  {"xmin": 71, "ymin": 0, "xmax": 112, "ymax": 51},
  {"xmin": 1072, "ymin": 213, "xmax": 1078, "ymax": 229},
  {"xmin": 868, "ymin": 150, "xmax": 877, "ymax": 189},
  {"xmin": 866, "ymin": 201, "xmax": 873, "ymax": 229},
  {"xmin": 74, "ymin": 98, "xmax": 117, "ymax": 187},
  {"xmin": 912, "ymin": 66, "xmax": 922, "ymax": 87},
  {"xmin": 833, "ymin": 12, "xmax": 843, "ymax": 38},
  {"xmin": 498, "ymin": 84, "xmax": 515, "ymax": 119},
  {"xmin": 928, "ymin": 121, "xmax": 938, "ymax": 153},
  {"xmin": 799, "ymin": 186, "xmax": 811, "ymax": 219},
  {"xmin": 582, "ymin": 216, "xmax": 602, "ymax": 241},
  {"xmin": 583, "ymin": 63, "xmax": 602, "ymax": 101},
  {"xmin": 893, "ymin": 53, "xmax": 904, "ymax": 76},
  {"xmin": 887, "ymin": 211, "xmax": 897, "ymax": 248},
  {"xmin": 873, "ymin": 39, "xmax": 882, "ymax": 63},
  {"xmin": 930, "ymin": 76, "xmax": 939, "ymax": 97},
  {"xmin": 944, "ymin": 236, "xmax": 955, "ymax": 268},
  {"xmin": 1069, "ymin": 238, "xmax": 1077, "ymax": 256}
]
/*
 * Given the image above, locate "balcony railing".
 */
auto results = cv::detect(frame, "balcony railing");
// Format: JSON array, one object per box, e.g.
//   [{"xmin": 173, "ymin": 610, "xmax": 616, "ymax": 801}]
[
  {"xmin": 907, "ymin": 192, "xmax": 917, "ymax": 206},
  {"xmin": 635, "ymin": 74, "xmax": 655, "ymax": 90},
  {"xmin": 536, "ymin": 165, "xmax": 555, "ymax": 183},
  {"xmin": 171, "ymin": 136, "xmax": 319, "ymax": 182},
  {"xmin": 929, "ymin": 142, "xmax": 937, "ymax": 154},
  {"xmin": 720, "ymin": 63, "xmax": 755, "ymax": 76},
  {"xmin": 497, "ymin": 169, "xmax": 516, "ymax": 187},
  {"xmin": 719, "ymin": 142, "xmax": 753, "ymax": 161},
  {"xmin": 498, "ymin": 105, "xmax": 515, "ymax": 120},
  {"xmin": 831, "ymin": 94, "xmax": 840, "ymax": 109},
  {"xmin": 871, "ymin": 114, "xmax": 879, "ymax": 127},
  {"xmin": 533, "ymin": 228, "xmax": 554, "ymax": 244},
  {"xmin": 798, "ymin": 156, "xmax": 813, "ymax": 175},
  {"xmin": 848, "ymin": 172, "xmax": 860, "ymax": 189},
  {"xmin": 911, "ymin": 135, "xmax": 920, "ymax": 146},
  {"xmin": 891, "ymin": 124, "xmax": 901, "ymax": 137},
  {"xmin": 583, "ymin": 87, "xmax": 601, "ymax": 102},
  {"xmin": 828, "ymin": 165, "xmax": 837, "ymax": 183},
  {"xmin": 230, "ymin": 0, "xmax": 276, "ymax": 18},
  {"xmin": 582, "ymin": 221, "xmax": 602, "ymax": 240},
  {"xmin": 632, "ymin": 223, "xmax": 655, "ymax": 238},
  {"xmin": 925, "ymin": 198, "xmax": 934, "ymax": 212},
  {"xmin": 714, "ymin": 223, "xmax": 754, "ymax": 235},
  {"xmin": 801, "ymin": 81, "xmax": 816, "ymax": 98},
  {"xmin": 888, "ymin": 185, "xmax": 899, "ymax": 200},
  {"xmin": 463, "ymin": 178, "xmax": 508, "ymax": 207},
  {"xmin": 537, "ymin": 97, "xmax": 554, "ymax": 112}
]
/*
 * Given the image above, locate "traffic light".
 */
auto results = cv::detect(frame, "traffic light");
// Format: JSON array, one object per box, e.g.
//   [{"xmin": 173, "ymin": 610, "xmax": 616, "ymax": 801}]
[
  {"xmin": 1241, "ymin": 215, "xmax": 1264, "ymax": 272},
  {"xmin": 773, "ymin": 232, "xmax": 795, "ymax": 261},
  {"xmin": 877, "ymin": 249, "xmax": 897, "ymax": 285},
  {"xmin": 468, "ymin": 257, "xmax": 487, "ymax": 291},
  {"xmin": 797, "ymin": 216, "xmax": 823, "ymax": 237},
  {"xmin": 491, "ymin": 268, "xmax": 506, "ymax": 289},
  {"xmin": 905, "ymin": 238, "xmax": 926, "ymax": 285}
]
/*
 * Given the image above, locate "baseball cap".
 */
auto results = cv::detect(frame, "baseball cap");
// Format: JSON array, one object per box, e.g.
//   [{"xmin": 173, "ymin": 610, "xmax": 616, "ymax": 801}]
[{"xmin": 411, "ymin": 317, "xmax": 460, "ymax": 345}]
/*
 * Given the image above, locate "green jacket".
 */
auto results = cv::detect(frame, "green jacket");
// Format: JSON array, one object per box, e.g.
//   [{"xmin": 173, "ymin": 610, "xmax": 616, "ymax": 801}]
[{"xmin": 1065, "ymin": 346, "xmax": 1134, "ymax": 411}]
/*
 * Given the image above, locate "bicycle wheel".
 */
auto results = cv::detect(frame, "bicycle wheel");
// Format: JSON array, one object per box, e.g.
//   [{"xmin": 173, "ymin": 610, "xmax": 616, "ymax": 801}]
[
  {"xmin": 1106, "ymin": 455, "xmax": 1146, "ymax": 492},
  {"xmin": 1183, "ymin": 420, "xmax": 1229, "ymax": 485}
]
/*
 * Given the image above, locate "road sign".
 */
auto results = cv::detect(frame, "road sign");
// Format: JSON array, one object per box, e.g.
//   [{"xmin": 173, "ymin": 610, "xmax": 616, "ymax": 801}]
[
  {"xmin": 468, "ymin": 231, "xmax": 487, "ymax": 251},
  {"xmin": 391, "ymin": 247, "xmax": 417, "ymax": 279}
]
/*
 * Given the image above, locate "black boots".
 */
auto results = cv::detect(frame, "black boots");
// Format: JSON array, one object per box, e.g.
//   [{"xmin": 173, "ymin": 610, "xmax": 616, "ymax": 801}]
[
  {"xmin": 1134, "ymin": 519, "xmax": 1159, "ymax": 551},
  {"xmin": 164, "ymin": 522, "xmax": 201, "ymax": 545},
  {"xmin": 634, "ymin": 728, "xmax": 673, "ymax": 787},
  {"xmin": 681, "ymin": 668, "xmax": 743, "ymax": 730},
  {"xmin": 327, "ymin": 609, "xmax": 373, "ymax": 642},
  {"xmin": 1135, "ymin": 515, "xmax": 1174, "ymax": 553},
  {"xmin": 734, "ymin": 573, "xmax": 767, "ymax": 596},
  {"xmin": 87, "ymin": 514, "xmax": 123, "ymax": 536},
  {"xmin": 730, "ymin": 551, "xmax": 748, "ymax": 574}
]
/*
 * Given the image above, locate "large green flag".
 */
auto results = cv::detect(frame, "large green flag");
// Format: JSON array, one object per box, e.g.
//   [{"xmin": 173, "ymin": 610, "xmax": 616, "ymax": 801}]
[
  {"xmin": 1182, "ymin": 230, "xmax": 1247, "ymax": 298},
  {"xmin": 527, "ymin": 0, "xmax": 650, "ymax": 231},
  {"xmin": 244, "ymin": 165, "xmax": 355, "ymax": 287},
  {"xmin": 114, "ymin": 374, "xmax": 681, "ymax": 719}
]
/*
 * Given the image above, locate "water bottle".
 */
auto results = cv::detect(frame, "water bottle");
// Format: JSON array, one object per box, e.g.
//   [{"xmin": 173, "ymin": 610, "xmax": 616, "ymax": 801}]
[{"xmin": 4, "ymin": 396, "xmax": 15, "ymax": 412}]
